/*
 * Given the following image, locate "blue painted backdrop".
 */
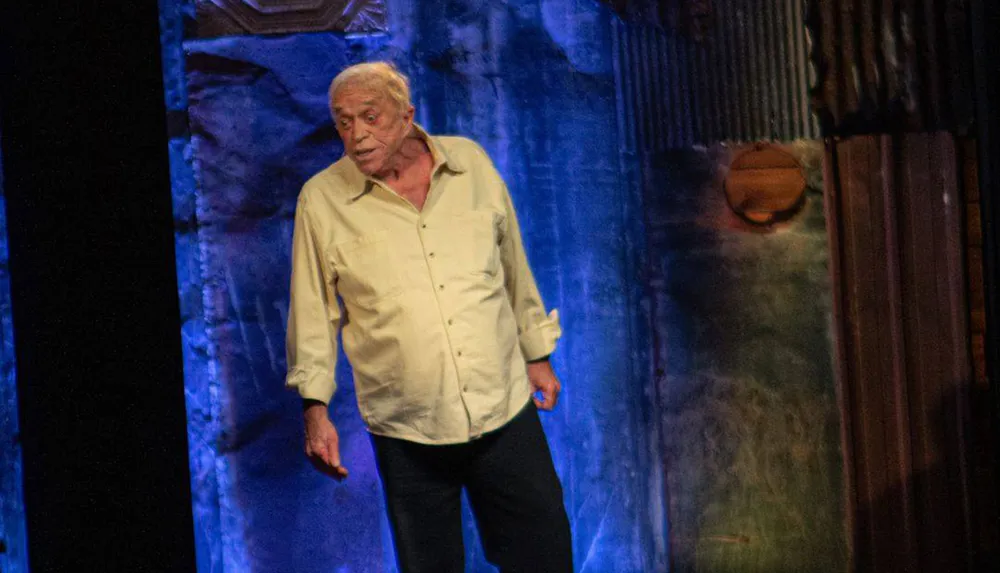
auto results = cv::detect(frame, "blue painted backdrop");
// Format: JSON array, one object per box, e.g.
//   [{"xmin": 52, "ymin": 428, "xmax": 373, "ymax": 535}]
[
  {"xmin": 160, "ymin": 0, "xmax": 658, "ymax": 571},
  {"xmin": 158, "ymin": 1, "xmax": 846, "ymax": 572},
  {"xmin": 0, "ymin": 131, "xmax": 29, "ymax": 573}
]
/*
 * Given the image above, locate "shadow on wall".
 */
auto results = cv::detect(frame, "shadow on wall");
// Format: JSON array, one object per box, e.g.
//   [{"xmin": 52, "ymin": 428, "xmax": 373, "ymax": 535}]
[{"xmin": 851, "ymin": 383, "xmax": 993, "ymax": 572}]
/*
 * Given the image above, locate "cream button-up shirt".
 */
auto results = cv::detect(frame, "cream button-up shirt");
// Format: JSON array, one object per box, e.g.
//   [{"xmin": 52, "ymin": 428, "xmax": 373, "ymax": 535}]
[{"xmin": 285, "ymin": 127, "xmax": 561, "ymax": 444}]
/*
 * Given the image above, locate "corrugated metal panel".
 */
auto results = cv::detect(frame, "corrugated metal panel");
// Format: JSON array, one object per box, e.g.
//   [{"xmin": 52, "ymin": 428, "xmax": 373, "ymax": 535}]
[
  {"xmin": 824, "ymin": 132, "xmax": 979, "ymax": 571},
  {"xmin": 612, "ymin": 0, "xmax": 818, "ymax": 150},
  {"xmin": 807, "ymin": 0, "xmax": 975, "ymax": 135}
]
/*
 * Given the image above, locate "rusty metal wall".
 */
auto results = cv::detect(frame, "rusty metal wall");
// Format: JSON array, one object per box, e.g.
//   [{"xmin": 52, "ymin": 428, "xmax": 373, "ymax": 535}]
[
  {"xmin": 824, "ymin": 131, "xmax": 998, "ymax": 572},
  {"xmin": 611, "ymin": 0, "xmax": 819, "ymax": 150},
  {"xmin": 808, "ymin": 0, "xmax": 976, "ymax": 135}
]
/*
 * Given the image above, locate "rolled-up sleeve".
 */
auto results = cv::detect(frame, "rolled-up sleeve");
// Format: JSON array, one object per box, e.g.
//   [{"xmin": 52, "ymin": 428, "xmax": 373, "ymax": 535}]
[
  {"xmin": 285, "ymin": 193, "xmax": 340, "ymax": 404},
  {"xmin": 495, "ymin": 175, "xmax": 562, "ymax": 361}
]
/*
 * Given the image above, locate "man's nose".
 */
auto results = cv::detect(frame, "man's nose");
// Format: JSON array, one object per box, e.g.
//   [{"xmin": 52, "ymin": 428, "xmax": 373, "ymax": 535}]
[{"xmin": 353, "ymin": 126, "xmax": 369, "ymax": 141}]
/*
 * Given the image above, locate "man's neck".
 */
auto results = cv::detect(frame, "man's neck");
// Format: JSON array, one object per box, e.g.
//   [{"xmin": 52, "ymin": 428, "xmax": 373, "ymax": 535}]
[{"xmin": 377, "ymin": 129, "xmax": 431, "ymax": 182}]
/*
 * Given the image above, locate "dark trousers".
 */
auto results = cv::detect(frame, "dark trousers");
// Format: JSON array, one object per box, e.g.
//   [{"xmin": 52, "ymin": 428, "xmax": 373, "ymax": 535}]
[{"xmin": 371, "ymin": 402, "xmax": 573, "ymax": 573}]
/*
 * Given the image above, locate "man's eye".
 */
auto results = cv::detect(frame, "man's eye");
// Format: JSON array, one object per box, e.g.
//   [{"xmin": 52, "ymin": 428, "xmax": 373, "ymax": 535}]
[{"xmin": 366, "ymin": 115, "xmax": 377, "ymax": 123}]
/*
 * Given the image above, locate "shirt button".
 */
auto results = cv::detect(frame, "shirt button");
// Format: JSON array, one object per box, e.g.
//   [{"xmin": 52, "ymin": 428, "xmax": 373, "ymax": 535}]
[
  {"xmin": 421, "ymin": 223, "xmax": 427, "ymax": 229},
  {"xmin": 463, "ymin": 386, "xmax": 469, "ymax": 392},
  {"xmin": 447, "ymin": 319, "xmax": 453, "ymax": 326},
  {"xmin": 429, "ymin": 252, "xmax": 435, "ymax": 258},
  {"xmin": 439, "ymin": 284, "xmax": 445, "ymax": 290},
  {"xmin": 457, "ymin": 351, "xmax": 463, "ymax": 357}
]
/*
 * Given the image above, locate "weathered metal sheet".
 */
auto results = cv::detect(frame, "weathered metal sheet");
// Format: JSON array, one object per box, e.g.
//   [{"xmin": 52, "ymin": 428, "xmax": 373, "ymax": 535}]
[
  {"xmin": 807, "ymin": 0, "xmax": 975, "ymax": 135},
  {"xmin": 611, "ymin": 0, "xmax": 819, "ymax": 148}
]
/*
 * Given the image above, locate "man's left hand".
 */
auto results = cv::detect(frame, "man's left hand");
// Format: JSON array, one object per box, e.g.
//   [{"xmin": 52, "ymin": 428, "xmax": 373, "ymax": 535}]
[{"xmin": 527, "ymin": 359, "xmax": 561, "ymax": 411}]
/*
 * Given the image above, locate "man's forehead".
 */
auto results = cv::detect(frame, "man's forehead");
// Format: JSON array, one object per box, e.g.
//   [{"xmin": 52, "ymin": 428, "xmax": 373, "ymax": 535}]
[{"xmin": 332, "ymin": 90, "xmax": 385, "ymax": 114}]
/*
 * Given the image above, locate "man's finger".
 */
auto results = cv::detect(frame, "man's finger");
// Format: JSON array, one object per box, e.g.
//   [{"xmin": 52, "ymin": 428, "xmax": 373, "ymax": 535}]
[
  {"xmin": 325, "ymin": 438, "xmax": 349, "ymax": 481},
  {"xmin": 308, "ymin": 455, "xmax": 348, "ymax": 480},
  {"xmin": 327, "ymin": 437, "xmax": 341, "ymax": 467}
]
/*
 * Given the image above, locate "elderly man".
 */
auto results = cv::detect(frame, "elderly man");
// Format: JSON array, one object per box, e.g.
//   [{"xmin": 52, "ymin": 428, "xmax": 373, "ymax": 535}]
[{"xmin": 285, "ymin": 61, "xmax": 573, "ymax": 573}]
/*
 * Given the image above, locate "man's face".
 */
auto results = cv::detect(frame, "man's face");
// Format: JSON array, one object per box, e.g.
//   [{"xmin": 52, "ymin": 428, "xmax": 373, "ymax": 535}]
[{"xmin": 332, "ymin": 84, "xmax": 414, "ymax": 177}]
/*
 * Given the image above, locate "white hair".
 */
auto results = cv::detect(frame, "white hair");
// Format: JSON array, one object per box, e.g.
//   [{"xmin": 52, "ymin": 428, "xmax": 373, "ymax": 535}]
[{"xmin": 328, "ymin": 61, "xmax": 412, "ymax": 117}]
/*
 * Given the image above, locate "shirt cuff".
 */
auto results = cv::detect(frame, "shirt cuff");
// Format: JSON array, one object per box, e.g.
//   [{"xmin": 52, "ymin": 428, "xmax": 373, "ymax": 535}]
[
  {"xmin": 519, "ymin": 309, "xmax": 562, "ymax": 361},
  {"xmin": 285, "ymin": 367, "xmax": 336, "ymax": 405}
]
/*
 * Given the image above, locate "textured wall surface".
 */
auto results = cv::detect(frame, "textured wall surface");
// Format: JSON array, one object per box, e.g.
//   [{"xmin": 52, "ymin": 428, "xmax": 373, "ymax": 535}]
[
  {"xmin": 641, "ymin": 142, "xmax": 846, "ymax": 572},
  {"xmin": 161, "ymin": 0, "xmax": 658, "ymax": 571},
  {"xmin": 0, "ymin": 137, "xmax": 28, "ymax": 573},
  {"xmin": 160, "ymin": 0, "xmax": 845, "ymax": 571},
  {"xmin": 193, "ymin": 0, "xmax": 388, "ymax": 38},
  {"xmin": 808, "ymin": 0, "xmax": 975, "ymax": 135},
  {"xmin": 611, "ymin": 0, "xmax": 819, "ymax": 147}
]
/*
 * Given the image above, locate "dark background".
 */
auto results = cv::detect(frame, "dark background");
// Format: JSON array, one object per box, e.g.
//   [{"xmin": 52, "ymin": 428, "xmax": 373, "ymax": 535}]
[{"xmin": 0, "ymin": 2, "xmax": 197, "ymax": 570}]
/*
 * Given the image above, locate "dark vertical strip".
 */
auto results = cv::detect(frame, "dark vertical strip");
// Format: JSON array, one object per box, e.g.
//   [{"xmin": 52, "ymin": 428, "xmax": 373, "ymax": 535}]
[
  {"xmin": 970, "ymin": 2, "xmax": 1000, "ymax": 569},
  {"xmin": 894, "ymin": 133, "xmax": 928, "ymax": 572},
  {"xmin": 754, "ymin": 0, "xmax": 768, "ymax": 139},
  {"xmin": 677, "ymin": 24, "xmax": 694, "ymax": 145},
  {"xmin": 655, "ymin": 29, "xmax": 670, "ymax": 150},
  {"xmin": 617, "ymin": 23, "xmax": 636, "ymax": 154},
  {"xmin": 804, "ymin": 0, "xmax": 828, "ymax": 133},
  {"xmin": 791, "ymin": 0, "xmax": 807, "ymax": 137},
  {"xmin": 842, "ymin": 0, "xmax": 860, "ymax": 117},
  {"xmin": 825, "ymin": 138, "xmax": 858, "ymax": 573},
  {"xmin": 632, "ymin": 28, "xmax": 649, "ymax": 150},
  {"xmin": 729, "ymin": 0, "xmax": 747, "ymax": 141},
  {"xmin": 884, "ymin": 0, "xmax": 902, "ymax": 114},
  {"xmin": 920, "ymin": 1, "xmax": 940, "ymax": 126},
  {"xmin": 745, "ymin": 0, "xmax": 761, "ymax": 139},
  {"xmin": 934, "ymin": 133, "xmax": 975, "ymax": 572},
  {"xmin": 769, "ymin": 0, "xmax": 782, "ymax": 138},
  {"xmin": 0, "ymin": 1, "xmax": 197, "ymax": 572},
  {"xmin": 693, "ymin": 31, "xmax": 709, "ymax": 143},
  {"xmin": 711, "ymin": 5, "xmax": 728, "ymax": 142},
  {"xmin": 859, "ymin": 0, "xmax": 877, "ymax": 117},
  {"xmin": 642, "ymin": 26, "xmax": 657, "ymax": 151},
  {"xmin": 945, "ymin": 0, "xmax": 973, "ymax": 126},
  {"xmin": 774, "ymin": 0, "xmax": 789, "ymax": 137},
  {"xmin": 842, "ymin": 136, "xmax": 878, "ymax": 572},
  {"xmin": 668, "ymin": 27, "xmax": 683, "ymax": 147}
]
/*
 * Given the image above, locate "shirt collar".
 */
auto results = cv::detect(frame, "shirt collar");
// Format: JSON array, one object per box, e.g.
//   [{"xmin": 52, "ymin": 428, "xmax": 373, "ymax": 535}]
[
  {"xmin": 346, "ymin": 124, "xmax": 465, "ymax": 203},
  {"xmin": 414, "ymin": 124, "xmax": 466, "ymax": 175}
]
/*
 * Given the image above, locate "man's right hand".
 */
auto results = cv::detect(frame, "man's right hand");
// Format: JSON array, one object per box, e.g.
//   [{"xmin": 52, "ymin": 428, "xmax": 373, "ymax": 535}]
[{"xmin": 303, "ymin": 400, "xmax": 349, "ymax": 481}]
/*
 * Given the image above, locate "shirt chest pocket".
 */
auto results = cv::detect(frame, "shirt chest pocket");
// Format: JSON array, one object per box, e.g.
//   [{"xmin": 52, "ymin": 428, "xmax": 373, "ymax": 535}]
[
  {"xmin": 332, "ymin": 232, "xmax": 404, "ymax": 307},
  {"xmin": 455, "ymin": 210, "xmax": 503, "ymax": 278}
]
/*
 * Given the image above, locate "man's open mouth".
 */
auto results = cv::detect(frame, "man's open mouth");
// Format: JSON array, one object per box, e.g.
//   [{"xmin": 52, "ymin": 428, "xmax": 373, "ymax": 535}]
[{"xmin": 355, "ymin": 148, "xmax": 375, "ymax": 159}]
